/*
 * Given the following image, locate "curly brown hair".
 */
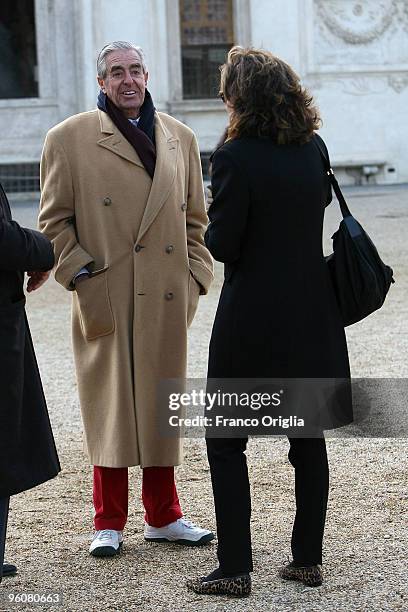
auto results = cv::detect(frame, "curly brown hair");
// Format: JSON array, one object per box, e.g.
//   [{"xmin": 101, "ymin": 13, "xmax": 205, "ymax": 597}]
[{"xmin": 220, "ymin": 46, "xmax": 321, "ymax": 145}]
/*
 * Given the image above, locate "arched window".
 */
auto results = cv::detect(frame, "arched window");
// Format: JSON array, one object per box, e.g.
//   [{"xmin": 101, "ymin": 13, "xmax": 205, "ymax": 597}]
[
  {"xmin": 180, "ymin": 0, "xmax": 234, "ymax": 99},
  {"xmin": 0, "ymin": 0, "xmax": 38, "ymax": 99}
]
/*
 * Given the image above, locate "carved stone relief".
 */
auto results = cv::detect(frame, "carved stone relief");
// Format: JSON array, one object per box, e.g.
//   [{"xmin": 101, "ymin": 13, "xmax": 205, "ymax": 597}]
[
  {"xmin": 315, "ymin": 0, "xmax": 398, "ymax": 45},
  {"xmin": 313, "ymin": 0, "xmax": 408, "ymax": 65},
  {"xmin": 388, "ymin": 73, "xmax": 408, "ymax": 91},
  {"xmin": 310, "ymin": 0, "xmax": 408, "ymax": 93},
  {"xmin": 339, "ymin": 76, "xmax": 388, "ymax": 95},
  {"xmin": 305, "ymin": 74, "xmax": 391, "ymax": 96}
]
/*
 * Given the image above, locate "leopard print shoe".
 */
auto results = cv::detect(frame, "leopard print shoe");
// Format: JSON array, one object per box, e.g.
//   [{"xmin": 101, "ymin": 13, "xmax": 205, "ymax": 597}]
[
  {"xmin": 279, "ymin": 562, "xmax": 323, "ymax": 587},
  {"xmin": 186, "ymin": 573, "xmax": 251, "ymax": 597}
]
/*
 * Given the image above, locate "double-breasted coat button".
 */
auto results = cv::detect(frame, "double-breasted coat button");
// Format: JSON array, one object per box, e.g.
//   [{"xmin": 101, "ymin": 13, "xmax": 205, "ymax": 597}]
[
  {"xmin": 103, "ymin": 197, "xmax": 112, "ymax": 206},
  {"xmin": 135, "ymin": 244, "xmax": 142, "ymax": 253},
  {"xmin": 165, "ymin": 292, "xmax": 174, "ymax": 301},
  {"xmin": 181, "ymin": 203, "xmax": 187, "ymax": 211},
  {"xmin": 165, "ymin": 245, "xmax": 174, "ymax": 254}
]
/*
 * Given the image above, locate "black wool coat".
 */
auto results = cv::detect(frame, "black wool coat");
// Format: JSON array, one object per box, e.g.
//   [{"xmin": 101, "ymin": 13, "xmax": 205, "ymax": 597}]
[
  {"xmin": 0, "ymin": 183, "xmax": 60, "ymax": 498},
  {"xmin": 205, "ymin": 135, "xmax": 351, "ymax": 425}
]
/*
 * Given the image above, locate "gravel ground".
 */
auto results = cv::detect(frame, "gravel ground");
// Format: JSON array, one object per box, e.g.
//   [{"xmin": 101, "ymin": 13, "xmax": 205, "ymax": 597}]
[{"xmin": 1, "ymin": 185, "xmax": 407, "ymax": 612}]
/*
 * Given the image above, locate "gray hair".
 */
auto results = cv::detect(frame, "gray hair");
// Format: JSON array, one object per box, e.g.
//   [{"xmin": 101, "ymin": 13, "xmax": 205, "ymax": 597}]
[{"xmin": 97, "ymin": 41, "xmax": 147, "ymax": 78}]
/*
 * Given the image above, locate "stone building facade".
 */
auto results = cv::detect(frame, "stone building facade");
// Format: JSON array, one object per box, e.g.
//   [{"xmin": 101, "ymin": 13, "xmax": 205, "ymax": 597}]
[{"xmin": 0, "ymin": 0, "xmax": 407, "ymax": 193}]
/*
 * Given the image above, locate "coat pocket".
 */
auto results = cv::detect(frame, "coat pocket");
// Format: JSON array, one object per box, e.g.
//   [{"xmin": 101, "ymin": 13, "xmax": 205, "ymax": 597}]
[
  {"xmin": 76, "ymin": 267, "xmax": 114, "ymax": 340},
  {"xmin": 187, "ymin": 273, "xmax": 200, "ymax": 328}
]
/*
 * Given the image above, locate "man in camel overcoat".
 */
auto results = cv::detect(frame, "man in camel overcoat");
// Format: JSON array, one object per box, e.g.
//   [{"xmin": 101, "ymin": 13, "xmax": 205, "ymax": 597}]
[{"xmin": 39, "ymin": 41, "xmax": 213, "ymax": 556}]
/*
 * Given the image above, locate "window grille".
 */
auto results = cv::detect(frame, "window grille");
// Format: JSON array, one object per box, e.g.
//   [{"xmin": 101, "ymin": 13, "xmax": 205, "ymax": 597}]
[
  {"xmin": 180, "ymin": 0, "xmax": 234, "ymax": 99},
  {"xmin": 0, "ymin": 163, "xmax": 40, "ymax": 193}
]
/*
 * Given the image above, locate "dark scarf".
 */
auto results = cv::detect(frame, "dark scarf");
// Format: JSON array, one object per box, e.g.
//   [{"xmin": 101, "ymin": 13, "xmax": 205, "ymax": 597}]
[{"xmin": 97, "ymin": 89, "xmax": 156, "ymax": 179}]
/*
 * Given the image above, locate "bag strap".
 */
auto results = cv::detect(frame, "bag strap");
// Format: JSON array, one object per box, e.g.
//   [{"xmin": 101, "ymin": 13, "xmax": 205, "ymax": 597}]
[{"xmin": 313, "ymin": 135, "xmax": 352, "ymax": 219}]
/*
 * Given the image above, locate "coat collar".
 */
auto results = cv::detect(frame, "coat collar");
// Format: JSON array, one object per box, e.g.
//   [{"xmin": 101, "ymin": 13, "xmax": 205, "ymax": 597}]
[
  {"xmin": 97, "ymin": 109, "xmax": 144, "ymax": 168},
  {"xmin": 97, "ymin": 109, "xmax": 179, "ymax": 241}
]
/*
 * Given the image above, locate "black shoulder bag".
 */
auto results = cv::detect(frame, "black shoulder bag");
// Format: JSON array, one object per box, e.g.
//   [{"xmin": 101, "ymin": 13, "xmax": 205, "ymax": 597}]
[{"xmin": 313, "ymin": 136, "xmax": 395, "ymax": 327}]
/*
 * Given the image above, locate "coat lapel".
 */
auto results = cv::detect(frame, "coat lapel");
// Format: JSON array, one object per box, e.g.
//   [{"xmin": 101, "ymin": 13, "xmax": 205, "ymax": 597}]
[
  {"xmin": 97, "ymin": 109, "xmax": 145, "ymax": 169},
  {"xmin": 136, "ymin": 113, "xmax": 179, "ymax": 242}
]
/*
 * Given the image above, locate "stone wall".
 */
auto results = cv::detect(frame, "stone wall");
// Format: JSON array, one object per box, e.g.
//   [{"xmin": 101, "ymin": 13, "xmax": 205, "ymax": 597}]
[{"xmin": 0, "ymin": 0, "xmax": 407, "ymax": 185}]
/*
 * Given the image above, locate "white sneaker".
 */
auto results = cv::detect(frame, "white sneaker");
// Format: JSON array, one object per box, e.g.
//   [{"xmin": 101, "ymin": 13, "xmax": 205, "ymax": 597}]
[
  {"xmin": 144, "ymin": 518, "xmax": 214, "ymax": 546},
  {"xmin": 89, "ymin": 529, "xmax": 123, "ymax": 557}
]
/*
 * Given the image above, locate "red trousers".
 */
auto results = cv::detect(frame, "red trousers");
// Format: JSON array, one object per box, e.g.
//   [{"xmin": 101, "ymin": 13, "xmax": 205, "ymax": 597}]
[{"xmin": 93, "ymin": 466, "xmax": 183, "ymax": 531}]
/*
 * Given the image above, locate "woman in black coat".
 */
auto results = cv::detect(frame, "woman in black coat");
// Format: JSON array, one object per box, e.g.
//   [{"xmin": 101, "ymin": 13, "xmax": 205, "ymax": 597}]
[
  {"xmin": 0, "ymin": 181, "xmax": 60, "ymax": 581},
  {"xmin": 187, "ymin": 47, "xmax": 351, "ymax": 597}
]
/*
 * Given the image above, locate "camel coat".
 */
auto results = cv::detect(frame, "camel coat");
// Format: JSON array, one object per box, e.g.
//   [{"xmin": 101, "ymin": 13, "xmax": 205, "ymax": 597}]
[{"xmin": 39, "ymin": 109, "xmax": 213, "ymax": 467}]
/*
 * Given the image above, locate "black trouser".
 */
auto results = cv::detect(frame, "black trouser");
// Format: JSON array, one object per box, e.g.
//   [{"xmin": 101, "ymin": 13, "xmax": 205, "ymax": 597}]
[
  {"xmin": 0, "ymin": 496, "xmax": 10, "ymax": 582},
  {"xmin": 206, "ymin": 437, "xmax": 329, "ymax": 575}
]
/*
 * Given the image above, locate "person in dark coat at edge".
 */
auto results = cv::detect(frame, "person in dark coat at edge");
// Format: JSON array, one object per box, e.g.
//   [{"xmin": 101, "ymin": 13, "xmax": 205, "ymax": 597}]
[
  {"xmin": 0, "ymin": 181, "xmax": 60, "ymax": 582},
  {"xmin": 187, "ymin": 47, "xmax": 351, "ymax": 597}
]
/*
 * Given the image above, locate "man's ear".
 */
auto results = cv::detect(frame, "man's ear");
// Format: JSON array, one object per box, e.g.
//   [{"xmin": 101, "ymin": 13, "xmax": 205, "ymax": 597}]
[
  {"xmin": 144, "ymin": 72, "xmax": 149, "ymax": 86},
  {"xmin": 97, "ymin": 76, "xmax": 106, "ymax": 92}
]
